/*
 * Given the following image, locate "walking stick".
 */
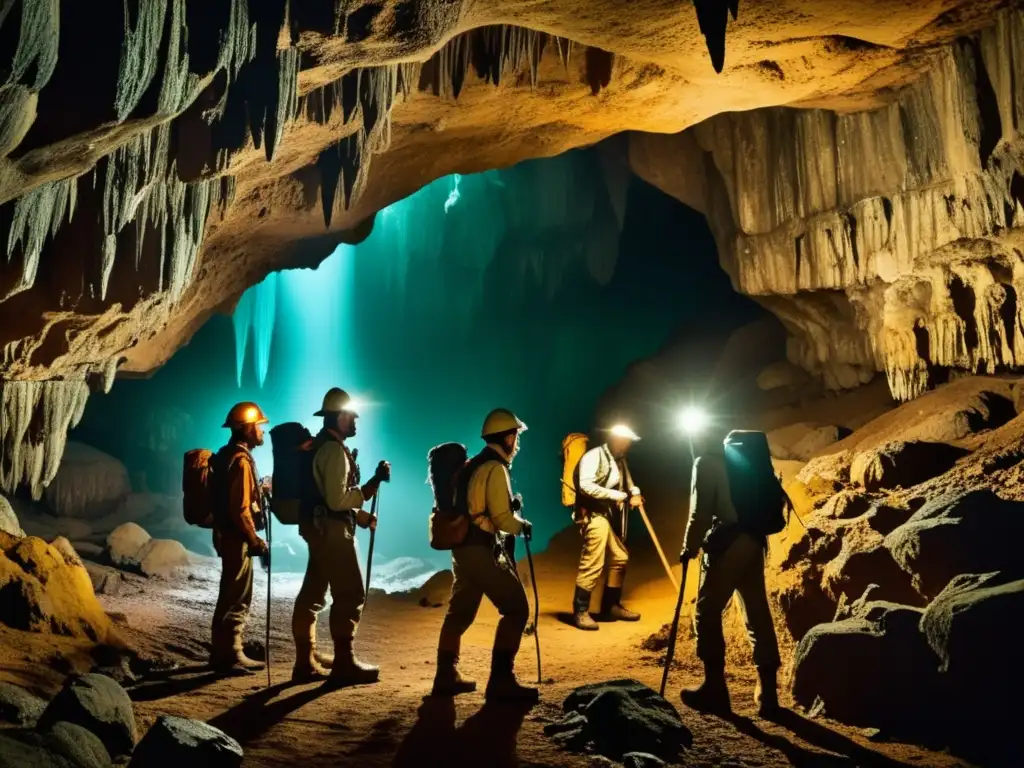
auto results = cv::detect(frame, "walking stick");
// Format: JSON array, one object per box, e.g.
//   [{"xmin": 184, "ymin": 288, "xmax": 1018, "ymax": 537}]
[
  {"xmin": 364, "ymin": 488, "xmax": 380, "ymax": 598},
  {"xmin": 659, "ymin": 559, "xmax": 690, "ymax": 698},
  {"xmin": 637, "ymin": 502, "xmax": 680, "ymax": 592},
  {"xmin": 265, "ymin": 506, "xmax": 272, "ymax": 688},
  {"xmin": 523, "ymin": 534, "xmax": 542, "ymax": 684}
]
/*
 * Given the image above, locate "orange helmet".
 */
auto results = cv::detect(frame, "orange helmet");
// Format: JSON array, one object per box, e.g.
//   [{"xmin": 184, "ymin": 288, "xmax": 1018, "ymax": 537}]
[{"xmin": 222, "ymin": 402, "xmax": 269, "ymax": 429}]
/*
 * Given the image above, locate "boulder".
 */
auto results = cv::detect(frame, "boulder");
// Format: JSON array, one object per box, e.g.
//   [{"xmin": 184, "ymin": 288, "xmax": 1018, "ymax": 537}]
[
  {"xmin": 44, "ymin": 443, "xmax": 130, "ymax": 520},
  {"xmin": 105, "ymin": 524, "xmax": 151, "ymax": 570},
  {"xmin": 129, "ymin": 716, "xmax": 242, "ymax": 768},
  {"xmin": 905, "ymin": 390, "xmax": 1017, "ymax": 443},
  {"xmin": 38, "ymin": 674, "xmax": 138, "ymax": 759},
  {"xmin": 818, "ymin": 490, "xmax": 872, "ymax": 520},
  {"xmin": 920, "ymin": 571, "xmax": 1024, "ymax": 757},
  {"xmin": 416, "ymin": 570, "xmax": 454, "ymax": 607},
  {"xmin": 884, "ymin": 490, "xmax": 1024, "ymax": 600},
  {"xmin": 822, "ymin": 542, "xmax": 923, "ymax": 607},
  {"xmin": 40, "ymin": 721, "xmax": 112, "ymax": 768},
  {"xmin": 138, "ymin": 540, "xmax": 190, "ymax": 577},
  {"xmin": 767, "ymin": 423, "xmax": 844, "ymax": 461},
  {"xmin": 0, "ymin": 536, "xmax": 112, "ymax": 641},
  {"xmin": 850, "ymin": 441, "xmax": 967, "ymax": 492},
  {"xmin": 791, "ymin": 602, "xmax": 940, "ymax": 735},
  {"xmin": 623, "ymin": 753, "xmax": 665, "ymax": 768},
  {"xmin": 72, "ymin": 542, "xmax": 104, "ymax": 560},
  {"xmin": 556, "ymin": 680, "xmax": 691, "ymax": 762},
  {"xmin": 773, "ymin": 562, "xmax": 837, "ymax": 643},
  {"xmin": 0, "ymin": 495, "xmax": 24, "ymax": 538},
  {"xmin": 0, "ymin": 731, "xmax": 78, "ymax": 768},
  {"xmin": 83, "ymin": 562, "xmax": 123, "ymax": 597},
  {"xmin": 0, "ymin": 682, "xmax": 46, "ymax": 726}
]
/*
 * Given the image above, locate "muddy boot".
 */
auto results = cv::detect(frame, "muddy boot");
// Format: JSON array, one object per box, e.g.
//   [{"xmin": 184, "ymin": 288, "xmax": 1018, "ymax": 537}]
[
  {"xmin": 485, "ymin": 651, "xmax": 539, "ymax": 704},
  {"xmin": 212, "ymin": 648, "xmax": 265, "ymax": 676},
  {"xmin": 754, "ymin": 667, "xmax": 781, "ymax": 718},
  {"xmin": 681, "ymin": 661, "xmax": 731, "ymax": 714},
  {"xmin": 572, "ymin": 587, "xmax": 599, "ymax": 631},
  {"xmin": 601, "ymin": 586, "xmax": 640, "ymax": 622},
  {"xmin": 292, "ymin": 638, "xmax": 330, "ymax": 683},
  {"xmin": 432, "ymin": 650, "xmax": 477, "ymax": 696},
  {"xmin": 324, "ymin": 641, "xmax": 379, "ymax": 688}
]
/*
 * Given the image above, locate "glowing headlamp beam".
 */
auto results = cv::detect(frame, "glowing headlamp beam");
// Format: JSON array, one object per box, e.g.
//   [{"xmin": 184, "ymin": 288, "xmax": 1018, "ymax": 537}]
[{"xmin": 677, "ymin": 405, "xmax": 709, "ymax": 462}]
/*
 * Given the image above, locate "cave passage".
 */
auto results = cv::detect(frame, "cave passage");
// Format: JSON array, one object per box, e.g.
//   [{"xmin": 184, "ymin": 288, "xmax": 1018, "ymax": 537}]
[{"xmin": 71, "ymin": 148, "xmax": 762, "ymax": 581}]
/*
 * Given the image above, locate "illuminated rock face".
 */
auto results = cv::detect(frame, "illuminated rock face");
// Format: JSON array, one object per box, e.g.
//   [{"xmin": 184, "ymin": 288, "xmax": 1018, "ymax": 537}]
[
  {"xmin": 0, "ymin": 1, "xmax": 1014, "ymax": 492},
  {"xmin": 632, "ymin": 9, "xmax": 1024, "ymax": 401}
]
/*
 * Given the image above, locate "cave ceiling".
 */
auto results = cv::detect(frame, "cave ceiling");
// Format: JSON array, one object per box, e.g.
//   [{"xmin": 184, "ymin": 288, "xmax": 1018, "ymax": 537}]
[{"xmin": 0, "ymin": 0, "xmax": 1018, "ymax": 495}]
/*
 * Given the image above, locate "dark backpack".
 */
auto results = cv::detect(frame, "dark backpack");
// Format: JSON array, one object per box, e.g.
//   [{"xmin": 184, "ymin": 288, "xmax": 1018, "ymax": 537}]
[
  {"xmin": 427, "ymin": 442, "xmax": 469, "ymax": 550},
  {"xmin": 722, "ymin": 430, "xmax": 790, "ymax": 537},
  {"xmin": 269, "ymin": 422, "xmax": 315, "ymax": 525}
]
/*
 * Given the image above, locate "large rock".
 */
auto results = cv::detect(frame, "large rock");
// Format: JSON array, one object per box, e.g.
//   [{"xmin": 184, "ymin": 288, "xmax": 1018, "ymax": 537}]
[
  {"xmin": 792, "ymin": 602, "xmax": 940, "ymax": 735},
  {"xmin": 0, "ymin": 536, "xmax": 112, "ymax": 641},
  {"xmin": 83, "ymin": 562, "xmax": 123, "ymax": 597},
  {"xmin": 850, "ymin": 441, "xmax": 968, "ymax": 491},
  {"xmin": 0, "ymin": 495, "xmax": 24, "ymax": 538},
  {"xmin": 129, "ymin": 716, "xmax": 243, "ymax": 768},
  {"xmin": 920, "ymin": 571, "xmax": 1024, "ymax": 758},
  {"xmin": 44, "ymin": 443, "xmax": 131, "ymax": 520},
  {"xmin": 904, "ymin": 390, "xmax": 1016, "ymax": 443},
  {"xmin": 817, "ymin": 489, "xmax": 872, "ymax": 520},
  {"xmin": 105, "ymin": 524, "xmax": 151, "ymax": 570},
  {"xmin": 416, "ymin": 570, "xmax": 454, "ymax": 607},
  {"xmin": 0, "ymin": 682, "xmax": 46, "ymax": 726},
  {"xmin": 16, "ymin": 509, "xmax": 91, "ymax": 544},
  {"xmin": 822, "ymin": 542, "xmax": 923, "ymax": 607},
  {"xmin": 767, "ymin": 423, "xmax": 845, "ymax": 461},
  {"xmin": 138, "ymin": 539, "xmax": 190, "ymax": 578},
  {"xmin": 38, "ymin": 674, "xmax": 138, "ymax": 759},
  {"xmin": 40, "ymin": 721, "xmax": 113, "ymax": 768},
  {"xmin": 0, "ymin": 732, "xmax": 78, "ymax": 768},
  {"xmin": 554, "ymin": 680, "xmax": 691, "ymax": 762},
  {"xmin": 884, "ymin": 490, "xmax": 1024, "ymax": 600}
]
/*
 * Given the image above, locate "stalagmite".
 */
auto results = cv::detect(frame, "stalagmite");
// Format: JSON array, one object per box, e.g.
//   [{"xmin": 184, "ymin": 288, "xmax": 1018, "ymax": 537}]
[{"xmin": 0, "ymin": 379, "xmax": 89, "ymax": 499}]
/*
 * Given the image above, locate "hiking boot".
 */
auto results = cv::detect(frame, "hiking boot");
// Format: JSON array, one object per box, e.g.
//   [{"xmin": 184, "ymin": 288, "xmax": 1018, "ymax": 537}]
[
  {"xmin": 292, "ymin": 658, "xmax": 330, "ymax": 683},
  {"xmin": 681, "ymin": 661, "xmax": 731, "ymax": 714},
  {"xmin": 324, "ymin": 644, "xmax": 379, "ymax": 688},
  {"xmin": 754, "ymin": 667, "xmax": 781, "ymax": 718},
  {"xmin": 432, "ymin": 651, "xmax": 477, "ymax": 696},
  {"xmin": 572, "ymin": 587, "xmax": 599, "ymax": 631},
  {"xmin": 211, "ymin": 652, "xmax": 264, "ymax": 675},
  {"xmin": 315, "ymin": 651, "xmax": 334, "ymax": 669},
  {"xmin": 484, "ymin": 651, "xmax": 539, "ymax": 704},
  {"xmin": 600, "ymin": 586, "xmax": 641, "ymax": 622}
]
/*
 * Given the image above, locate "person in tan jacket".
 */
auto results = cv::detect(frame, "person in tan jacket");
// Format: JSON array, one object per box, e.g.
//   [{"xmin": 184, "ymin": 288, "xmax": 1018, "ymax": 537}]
[
  {"xmin": 291, "ymin": 387, "xmax": 390, "ymax": 686},
  {"xmin": 431, "ymin": 408, "xmax": 538, "ymax": 703},
  {"xmin": 210, "ymin": 402, "xmax": 271, "ymax": 674}
]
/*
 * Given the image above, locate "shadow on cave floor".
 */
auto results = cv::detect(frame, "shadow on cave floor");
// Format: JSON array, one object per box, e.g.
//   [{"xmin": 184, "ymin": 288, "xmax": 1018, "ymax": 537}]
[
  {"xmin": 392, "ymin": 696, "xmax": 533, "ymax": 768},
  {"xmin": 206, "ymin": 681, "xmax": 335, "ymax": 745},
  {"xmin": 127, "ymin": 668, "xmax": 225, "ymax": 701},
  {"xmin": 728, "ymin": 709, "xmax": 917, "ymax": 767}
]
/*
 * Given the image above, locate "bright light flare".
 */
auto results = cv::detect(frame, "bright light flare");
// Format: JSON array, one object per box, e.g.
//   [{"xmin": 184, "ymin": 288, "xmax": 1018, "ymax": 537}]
[{"xmin": 677, "ymin": 406, "xmax": 709, "ymax": 435}]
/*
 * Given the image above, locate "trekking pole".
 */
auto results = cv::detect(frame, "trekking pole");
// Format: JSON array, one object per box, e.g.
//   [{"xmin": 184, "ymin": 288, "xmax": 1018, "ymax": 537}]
[
  {"xmin": 659, "ymin": 559, "xmax": 690, "ymax": 698},
  {"xmin": 523, "ymin": 534, "xmax": 542, "ymax": 685},
  {"xmin": 260, "ymin": 490, "xmax": 273, "ymax": 689},
  {"xmin": 637, "ymin": 502, "xmax": 679, "ymax": 592},
  {"xmin": 364, "ymin": 488, "xmax": 380, "ymax": 598}
]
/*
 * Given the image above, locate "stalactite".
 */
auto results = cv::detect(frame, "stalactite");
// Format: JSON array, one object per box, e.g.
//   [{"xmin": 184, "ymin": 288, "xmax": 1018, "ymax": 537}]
[
  {"xmin": 0, "ymin": 83, "xmax": 36, "ymax": 157},
  {"xmin": 157, "ymin": 0, "xmax": 204, "ymax": 116},
  {"xmin": 0, "ymin": 378, "xmax": 89, "ymax": 499},
  {"xmin": 0, "ymin": 0, "xmax": 60, "ymax": 91},
  {"xmin": 692, "ymin": 0, "xmax": 738, "ymax": 74},
  {"xmin": 340, "ymin": 131, "xmax": 365, "ymax": 211},
  {"xmin": 232, "ymin": 288, "xmax": 252, "ymax": 387},
  {"xmin": 115, "ymin": 0, "xmax": 169, "ymax": 122},
  {"xmin": 317, "ymin": 142, "xmax": 343, "ymax": 227},
  {"xmin": 3, "ymin": 177, "xmax": 78, "ymax": 301},
  {"xmin": 264, "ymin": 46, "xmax": 300, "ymax": 163},
  {"xmin": 217, "ymin": 175, "xmax": 237, "ymax": 220}
]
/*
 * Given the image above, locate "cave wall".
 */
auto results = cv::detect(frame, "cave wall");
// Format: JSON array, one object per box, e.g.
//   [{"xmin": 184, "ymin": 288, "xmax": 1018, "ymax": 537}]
[{"xmin": 631, "ymin": 8, "xmax": 1024, "ymax": 401}]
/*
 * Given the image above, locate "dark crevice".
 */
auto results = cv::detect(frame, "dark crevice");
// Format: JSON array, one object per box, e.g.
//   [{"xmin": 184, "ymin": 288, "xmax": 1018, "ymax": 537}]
[
  {"xmin": 949, "ymin": 274, "xmax": 980, "ymax": 360},
  {"xmin": 968, "ymin": 37, "xmax": 1002, "ymax": 167},
  {"xmin": 846, "ymin": 212, "xmax": 859, "ymax": 270},
  {"xmin": 998, "ymin": 283, "xmax": 1018, "ymax": 355},
  {"xmin": 585, "ymin": 47, "xmax": 614, "ymax": 95},
  {"xmin": 913, "ymin": 321, "xmax": 930, "ymax": 362},
  {"xmin": 794, "ymin": 234, "xmax": 805, "ymax": 283},
  {"xmin": 346, "ymin": 3, "xmax": 383, "ymax": 43}
]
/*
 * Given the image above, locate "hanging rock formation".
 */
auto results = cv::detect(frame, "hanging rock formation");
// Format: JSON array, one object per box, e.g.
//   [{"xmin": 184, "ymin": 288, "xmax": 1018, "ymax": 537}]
[{"xmin": 0, "ymin": 0, "xmax": 1016, "ymax": 495}]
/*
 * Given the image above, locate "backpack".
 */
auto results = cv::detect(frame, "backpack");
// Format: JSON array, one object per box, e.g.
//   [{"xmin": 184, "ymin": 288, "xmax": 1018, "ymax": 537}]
[
  {"xmin": 182, "ymin": 449, "xmax": 216, "ymax": 528},
  {"xmin": 427, "ymin": 442, "xmax": 469, "ymax": 550},
  {"xmin": 722, "ymin": 430, "xmax": 790, "ymax": 537},
  {"xmin": 269, "ymin": 422, "xmax": 315, "ymax": 525},
  {"xmin": 561, "ymin": 433, "xmax": 589, "ymax": 508}
]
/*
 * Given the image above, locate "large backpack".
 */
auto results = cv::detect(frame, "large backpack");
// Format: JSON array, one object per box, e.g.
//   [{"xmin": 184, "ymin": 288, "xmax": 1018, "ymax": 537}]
[
  {"xmin": 269, "ymin": 422, "xmax": 315, "ymax": 525},
  {"xmin": 561, "ymin": 433, "xmax": 589, "ymax": 508},
  {"xmin": 427, "ymin": 442, "xmax": 469, "ymax": 550},
  {"xmin": 722, "ymin": 430, "xmax": 790, "ymax": 537},
  {"xmin": 182, "ymin": 449, "xmax": 216, "ymax": 528}
]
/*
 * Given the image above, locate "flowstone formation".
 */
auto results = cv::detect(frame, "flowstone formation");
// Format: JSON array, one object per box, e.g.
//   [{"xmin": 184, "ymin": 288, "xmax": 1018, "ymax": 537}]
[
  {"xmin": 632, "ymin": 9, "xmax": 1024, "ymax": 402},
  {"xmin": 0, "ymin": 0, "xmax": 1013, "ymax": 498}
]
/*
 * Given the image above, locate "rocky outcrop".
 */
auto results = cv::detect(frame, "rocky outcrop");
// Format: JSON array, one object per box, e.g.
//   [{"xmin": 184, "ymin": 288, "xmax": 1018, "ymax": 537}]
[
  {"xmin": 632, "ymin": 9, "xmax": 1024, "ymax": 401},
  {"xmin": 43, "ymin": 443, "xmax": 130, "ymax": 520},
  {"xmin": 0, "ymin": 494, "xmax": 24, "ymax": 537},
  {"xmin": 850, "ymin": 441, "xmax": 968, "ymax": 491}
]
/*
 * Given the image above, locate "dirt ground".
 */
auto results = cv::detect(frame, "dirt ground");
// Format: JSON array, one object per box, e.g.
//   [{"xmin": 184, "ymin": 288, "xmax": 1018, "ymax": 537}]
[{"xmin": 0, "ymin": 541, "xmax": 979, "ymax": 768}]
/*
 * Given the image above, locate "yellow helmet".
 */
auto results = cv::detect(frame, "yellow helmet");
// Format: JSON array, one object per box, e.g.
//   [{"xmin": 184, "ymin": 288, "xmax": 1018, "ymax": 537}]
[
  {"xmin": 481, "ymin": 408, "xmax": 527, "ymax": 438},
  {"xmin": 314, "ymin": 387, "xmax": 358, "ymax": 417},
  {"xmin": 223, "ymin": 402, "xmax": 269, "ymax": 428},
  {"xmin": 608, "ymin": 424, "xmax": 641, "ymax": 441}
]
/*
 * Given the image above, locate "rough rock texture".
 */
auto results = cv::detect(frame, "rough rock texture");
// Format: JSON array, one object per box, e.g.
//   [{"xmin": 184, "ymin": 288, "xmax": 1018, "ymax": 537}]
[
  {"xmin": 632, "ymin": 8, "xmax": 1024, "ymax": 401},
  {"xmin": 39, "ymin": 721, "xmax": 113, "ymax": 768},
  {"xmin": 0, "ymin": 533, "xmax": 112, "ymax": 641},
  {"xmin": 137, "ymin": 539, "xmax": 190, "ymax": 578},
  {"xmin": 0, "ymin": 1, "xmax": 1014, "ymax": 495},
  {"xmin": 0, "ymin": 681, "xmax": 45, "ymax": 726},
  {"xmin": 850, "ymin": 441, "xmax": 968, "ymax": 491},
  {"xmin": 43, "ymin": 444, "xmax": 130, "ymax": 520},
  {"xmin": 105, "ymin": 524, "xmax": 151, "ymax": 570},
  {"xmin": 416, "ymin": 569, "xmax": 454, "ymax": 608},
  {"xmin": 129, "ymin": 716, "xmax": 242, "ymax": 768},
  {"xmin": 38, "ymin": 674, "xmax": 138, "ymax": 760},
  {"xmin": 767, "ymin": 423, "xmax": 844, "ymax": 461},
  {"xmin": 0, "ymin": 494, "xmax": 24, "ymax": 537}
]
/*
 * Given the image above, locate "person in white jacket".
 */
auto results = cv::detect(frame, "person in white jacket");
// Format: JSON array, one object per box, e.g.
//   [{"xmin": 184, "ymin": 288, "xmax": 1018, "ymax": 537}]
[{"xmin": 570, "ymin": 424, "xmax": 644, "ymax": 630}]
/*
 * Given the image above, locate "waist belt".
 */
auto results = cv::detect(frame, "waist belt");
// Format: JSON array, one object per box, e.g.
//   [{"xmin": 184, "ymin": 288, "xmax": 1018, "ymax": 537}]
[{"xmin": 316, "ymin": 508, "xmax": 355, "ymax": 523}]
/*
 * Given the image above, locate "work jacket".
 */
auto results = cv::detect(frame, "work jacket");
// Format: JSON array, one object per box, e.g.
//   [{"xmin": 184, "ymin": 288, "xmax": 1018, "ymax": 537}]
[
  {"xmin": 683, "ymin": 448, "xmax": 740, "ymax": 555},
  {"xmin": 312, "ymin": 428, "xmax": 364, "ymax": 514},
  {"xmin": 576, "ymin": 444, "xmax": 638, "ymax": 540},
  {"xmin": 213, "ymin": 441, "xmax": 262, "ymax": 546},
  {"xmin": 458, "ymin": 444, "xmax": 526, "ymax": 545}
]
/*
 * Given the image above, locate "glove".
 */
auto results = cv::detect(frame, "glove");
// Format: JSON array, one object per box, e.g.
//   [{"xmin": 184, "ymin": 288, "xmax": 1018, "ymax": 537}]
[
  {"xmin": 510, "ymin": 493, "xmax": 523, "ymax": 513},
  {"xmin": 249, "ymin": 538, "xmax": 269, "ymax": 556},
  {"xmin": 374, "ymin": 460, "xmax": 392, "ymax": 483},
  {"xmin": 356, "ymin": 509, "xmax": 378, "ymax": 530},
  {"xmin": 521, "ymin": 520, "xmax": 533, "ymax": 541}
]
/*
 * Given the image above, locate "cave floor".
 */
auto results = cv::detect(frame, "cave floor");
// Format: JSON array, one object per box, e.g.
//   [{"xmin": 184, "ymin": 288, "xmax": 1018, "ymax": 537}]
[{"xmin": 0, "ymin": 552, "xmax": 969, "ymax": 768}]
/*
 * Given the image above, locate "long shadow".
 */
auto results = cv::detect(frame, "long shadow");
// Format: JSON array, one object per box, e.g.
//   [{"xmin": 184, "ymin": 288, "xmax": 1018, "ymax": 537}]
[
  {"xmin": 128, "ymin": 670, "xmax": 224, "ymax": 702},
  {"xmin": 725, "ymin": 710, "xmax": 916, "ymax": 768},
  {"xmin": 207, "ymin": 681, "xmax": 334, "ymax": 746},
  {"xmin": 392, "ymin": 697, "xmax": 457, "ymax": 768}
]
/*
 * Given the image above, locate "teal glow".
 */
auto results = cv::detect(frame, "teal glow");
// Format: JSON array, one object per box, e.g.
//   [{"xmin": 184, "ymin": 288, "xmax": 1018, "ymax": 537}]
[{"xmin": 443, "ymin": 174, "xmax": 462, "ymax": 213}]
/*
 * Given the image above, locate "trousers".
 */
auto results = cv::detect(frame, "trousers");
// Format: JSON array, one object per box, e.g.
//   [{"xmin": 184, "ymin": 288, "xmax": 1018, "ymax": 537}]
[
  {"xmin": 575, "ymin": 514, "xmax": 629, "ymax": 592},
  {"xmin": 211, "ymin": 529, "xmax": 254, "ymax": 657}
]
